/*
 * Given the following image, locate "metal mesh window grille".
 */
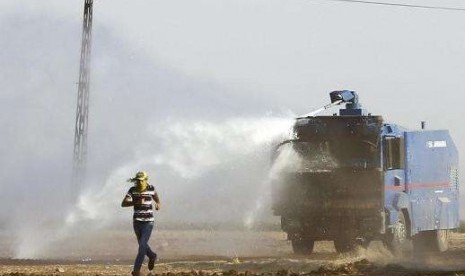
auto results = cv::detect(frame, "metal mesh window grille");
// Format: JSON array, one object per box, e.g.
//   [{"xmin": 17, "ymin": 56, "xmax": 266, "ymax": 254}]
[{"xmin": 450, "ymin": 168, "xmax": 459, "ymax": 191}]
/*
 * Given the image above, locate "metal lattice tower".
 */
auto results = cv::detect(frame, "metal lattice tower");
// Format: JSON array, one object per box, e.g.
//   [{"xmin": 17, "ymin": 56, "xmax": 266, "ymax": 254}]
[{"xmin": 73, "ymin": 0, "xmax": 93, "ymax": 189}]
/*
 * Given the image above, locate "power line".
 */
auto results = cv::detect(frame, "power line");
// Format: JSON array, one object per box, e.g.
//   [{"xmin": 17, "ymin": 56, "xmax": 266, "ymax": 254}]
[{"xmin": 316, "ymin": 0, "xmax": 465, "ymax": 11}]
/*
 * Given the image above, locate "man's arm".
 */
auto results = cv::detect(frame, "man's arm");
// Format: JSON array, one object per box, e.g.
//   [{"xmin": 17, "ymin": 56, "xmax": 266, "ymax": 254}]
[
  {"xmin": 153, "ymin": 192, "xmax": 161, "ymax": 210},
  {"xmin": 121, "ymin": 194, "xmax": 134, "ymax": 207}
]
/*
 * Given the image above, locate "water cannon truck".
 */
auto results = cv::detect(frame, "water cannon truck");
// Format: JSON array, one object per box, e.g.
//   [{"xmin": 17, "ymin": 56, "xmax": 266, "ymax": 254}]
[{"xmin": 271, "ymin": 90, "xmax": 459, "ymax": 254}]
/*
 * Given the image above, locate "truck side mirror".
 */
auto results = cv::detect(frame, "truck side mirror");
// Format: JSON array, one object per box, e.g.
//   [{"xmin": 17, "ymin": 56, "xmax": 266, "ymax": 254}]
[{"xmin": 384, "ymin": 137, "xmax": 405, "ymax": 170}]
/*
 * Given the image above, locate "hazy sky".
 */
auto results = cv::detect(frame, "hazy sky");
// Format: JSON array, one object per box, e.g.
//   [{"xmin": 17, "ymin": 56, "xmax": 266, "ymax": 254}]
[
  {"xmin": 2, "ymin": 0, "xmax": 464, "ymax": 119},
  {"xmin": 1, "ymin": 0, "xmax": 464, "ymax": 258}
]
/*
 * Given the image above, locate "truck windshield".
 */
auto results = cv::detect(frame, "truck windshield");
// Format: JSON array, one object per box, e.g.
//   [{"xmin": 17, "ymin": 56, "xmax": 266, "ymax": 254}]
[{"xmin": 275, "ymin": 138, "xmax": 380, "ymax": 172}]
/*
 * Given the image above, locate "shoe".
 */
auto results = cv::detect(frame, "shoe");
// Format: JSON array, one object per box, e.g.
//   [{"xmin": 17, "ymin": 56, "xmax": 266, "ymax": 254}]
[
  {"xmin": 131, "ymin": 271, "xmax": 140, "ymax": 276},
  {"xmin": 148, "ymin": 253, "xmax": 157, "ymax": 271}
]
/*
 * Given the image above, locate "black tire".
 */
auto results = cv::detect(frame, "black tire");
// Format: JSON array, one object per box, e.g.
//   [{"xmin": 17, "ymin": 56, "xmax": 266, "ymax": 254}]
[
  {"xmin": 436, "ymin": 229, "xmax": 450, "ymax": 252},
  {"xmin": 384, "ymin": 211, "xmax": 410, "ymax": 254},
  {"xmin": 334, "ymin": 239, "xmax": 358, "ymax": 253},
  {"xmin": 291, "ymin": 238, "xmax": 315, "ymax": 255},
  {"xmin": 413, "ymin": 229, "xmax": 449, "ymax": 253}
]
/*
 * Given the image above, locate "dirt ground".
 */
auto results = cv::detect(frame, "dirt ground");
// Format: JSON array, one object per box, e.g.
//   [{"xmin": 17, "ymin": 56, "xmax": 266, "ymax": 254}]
[{"xmin": 1, "ymin": 230, "xmax": 465, "ymax": 275}]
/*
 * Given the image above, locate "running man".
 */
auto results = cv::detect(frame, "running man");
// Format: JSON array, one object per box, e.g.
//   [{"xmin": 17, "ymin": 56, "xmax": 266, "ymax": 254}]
[{"xmin": 121, "ymin": 171, "xmax": 161, "ymax": 276}]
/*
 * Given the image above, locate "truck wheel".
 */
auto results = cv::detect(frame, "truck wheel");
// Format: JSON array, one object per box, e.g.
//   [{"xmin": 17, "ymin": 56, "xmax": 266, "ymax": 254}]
[
  {"xmin": 291, "ymin": 238, "xmax": 314, "ymax": 254},
  {"xmin": 413, "ymin": 229, "xmax": 449, "ymax": 253},
  {"xmin": 384, "ymin": 211, "xmax": 410, "ymax": 254},
  {"xmin": 436, "ymin": 229, "xmax": 450, "ymax": 252},
  {"xmin": 334, "ymin": 239, "xmax": 358, "ymax": 253}
]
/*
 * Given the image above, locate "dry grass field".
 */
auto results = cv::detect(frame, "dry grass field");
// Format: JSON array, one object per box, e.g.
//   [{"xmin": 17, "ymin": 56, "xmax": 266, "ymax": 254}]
[{"xmin": 1, "ymin": 230, "xmax": 465, "ymax": 275}]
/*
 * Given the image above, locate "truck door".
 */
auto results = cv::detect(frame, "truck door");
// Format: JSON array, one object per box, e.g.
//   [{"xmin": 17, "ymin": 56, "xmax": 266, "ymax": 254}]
[
  {"xmin": 384, "ymin": 136, "xmax": 406, "ymax": 188},
  {"xmin": 383, "ymin": 136, "xmax": 407, "ymax": 225}
]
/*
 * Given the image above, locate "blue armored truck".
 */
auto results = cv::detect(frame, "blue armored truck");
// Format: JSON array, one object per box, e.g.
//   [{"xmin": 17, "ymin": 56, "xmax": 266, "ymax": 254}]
[{"xmin": 271, "ymin": 91, "xmax": 459, "ymax": 254}]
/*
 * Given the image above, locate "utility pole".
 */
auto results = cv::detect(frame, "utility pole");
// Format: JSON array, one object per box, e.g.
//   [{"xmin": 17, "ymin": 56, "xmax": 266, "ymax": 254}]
[{"xmin": 73, "ymin": 0, "xmax": 93, "ymax": 190}]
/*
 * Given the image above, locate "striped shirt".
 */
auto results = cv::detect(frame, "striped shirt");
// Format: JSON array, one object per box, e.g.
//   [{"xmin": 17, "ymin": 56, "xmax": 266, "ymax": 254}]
[{"xmin": 125, "ymin": 185, "xmax": 158, "ymax": 222}]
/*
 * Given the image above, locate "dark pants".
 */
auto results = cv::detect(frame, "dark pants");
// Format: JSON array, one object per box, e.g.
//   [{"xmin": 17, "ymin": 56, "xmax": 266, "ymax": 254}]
[{"xmin": 133, "ymin": 221, "xmax": 157, "ymax": 272}]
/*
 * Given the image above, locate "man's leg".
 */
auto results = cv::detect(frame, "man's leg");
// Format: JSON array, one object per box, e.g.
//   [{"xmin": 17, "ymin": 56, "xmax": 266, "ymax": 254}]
[
  {"xmin": 140, "ymin": 223, "xmax": 157, "ymax": 270},
  {"xmin": 135, "ymin": 223, "xmax": 156, "ymax": 259},
  {"xmin": 133, "ymin": 222, "xmax": 156, "ymax": 272},
  {"xmin": 139, "ymin": 223, "xmax": 157, "ymax": 271},
  {"xmin": 133, "ymin": 222, "xmax": 148, "ymax": 273},
  {"xmin": 145, "ymin": 237, "xmax": 157, "ymax": 260},
  {"xmin": 147, "ymin": 246, "xmax": 157, "ymax": 259},
  {"xmin": 145, "ymin": 227, "xmax": 157, "ymax": 270}
]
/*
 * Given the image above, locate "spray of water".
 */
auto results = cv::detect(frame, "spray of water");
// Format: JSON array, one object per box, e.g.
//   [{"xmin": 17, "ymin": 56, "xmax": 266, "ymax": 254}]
[
  {"xmin": 14, "ymin": 116, "xmax": 295, "ymax": 258},
  {"xmin": 243, "ymin": 140, "xmax": 301, "ymax": 229}
]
